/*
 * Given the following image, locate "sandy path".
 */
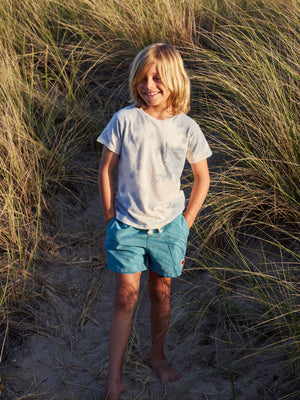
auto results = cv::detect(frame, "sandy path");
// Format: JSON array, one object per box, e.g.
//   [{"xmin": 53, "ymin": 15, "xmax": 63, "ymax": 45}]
[{"xmin": 2, "ymin": 152, "xmax": 286, "ymax": 399}]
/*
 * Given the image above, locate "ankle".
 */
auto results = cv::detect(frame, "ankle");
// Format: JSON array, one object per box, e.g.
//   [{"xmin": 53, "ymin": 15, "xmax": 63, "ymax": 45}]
[
  {"xmin": 150, "ymin": 355, "xmax": 164, "ymax": 365},
  {"xmin": 150, "ymin": 348, "xmax": 165, "ymax": 362},
  {"xmin": 106, "ymin": 376, "xmax": 125, "ymax": 387},
  {"xmin": 104, "ymin": 378, "xmax": 126, "ymax": 400}
]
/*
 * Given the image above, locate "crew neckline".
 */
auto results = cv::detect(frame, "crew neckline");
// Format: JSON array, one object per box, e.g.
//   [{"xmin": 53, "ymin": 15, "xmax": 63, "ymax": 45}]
[{"xmin": 138, "ymin": 107, "xmax": 178, "ymax": 121}]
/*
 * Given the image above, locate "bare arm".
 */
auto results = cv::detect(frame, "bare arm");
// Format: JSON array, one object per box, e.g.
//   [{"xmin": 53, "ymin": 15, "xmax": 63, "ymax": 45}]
[
  {"xmin": 183, "ymin": 158, "xmax": 210, "ymax": 229},
  {"xmin": 98, "ymin": 146, "xmax": 119, "ymax": 226}
]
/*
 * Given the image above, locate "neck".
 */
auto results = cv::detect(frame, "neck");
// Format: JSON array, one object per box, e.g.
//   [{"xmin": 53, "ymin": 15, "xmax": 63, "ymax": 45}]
[{"xmin": 142, "ymin": 106, "xmax": 174, "ymax": 120}]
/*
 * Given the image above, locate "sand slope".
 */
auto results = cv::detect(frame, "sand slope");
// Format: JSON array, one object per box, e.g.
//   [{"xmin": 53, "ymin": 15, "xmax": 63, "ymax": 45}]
[{"xmin": 2, "ymin": 152, "xmax": 290, "ymax": 400}]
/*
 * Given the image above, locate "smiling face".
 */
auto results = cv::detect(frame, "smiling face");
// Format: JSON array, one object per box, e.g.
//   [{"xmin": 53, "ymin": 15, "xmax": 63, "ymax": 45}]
[{"xmin": 136, "ymin": 63, "xmax": 171, "ymax": 119}]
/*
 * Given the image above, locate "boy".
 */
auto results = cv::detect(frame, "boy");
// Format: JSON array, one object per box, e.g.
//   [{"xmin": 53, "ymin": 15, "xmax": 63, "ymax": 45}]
[{"xmin": 98, "ymin": 43, "xmax": 211, "ymax": 400}]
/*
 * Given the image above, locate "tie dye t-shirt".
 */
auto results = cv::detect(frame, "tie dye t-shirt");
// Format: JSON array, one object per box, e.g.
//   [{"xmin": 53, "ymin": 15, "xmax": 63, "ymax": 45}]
[{"xmin": 97, "ymin": 105, "xmax": 212, "ymax": 229}]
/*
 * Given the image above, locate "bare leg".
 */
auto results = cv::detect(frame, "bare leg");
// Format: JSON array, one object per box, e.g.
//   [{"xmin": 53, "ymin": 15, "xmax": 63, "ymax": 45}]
[
  {"xmin": 148, "ymin": 270, "xmax": 182, "ymax": 384},
  {"xmin": 104, "ymin": 272, "xmax": 141, "ymax": 400}
]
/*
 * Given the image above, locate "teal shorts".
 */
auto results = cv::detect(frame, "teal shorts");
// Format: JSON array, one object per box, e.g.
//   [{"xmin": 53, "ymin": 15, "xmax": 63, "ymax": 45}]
[{"xmin": 105, "ymin": 214, "xmax": 189, "ymax": 278}]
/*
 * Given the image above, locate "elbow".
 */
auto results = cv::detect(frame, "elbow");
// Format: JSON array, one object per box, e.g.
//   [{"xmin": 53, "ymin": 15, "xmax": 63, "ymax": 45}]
[
  {"xmin": 196, "ymin": 172, "xmax": 210, "ymax": 192},
  {"xmin": 207, "ymin": 174, "xmax": 211, "ymax": 190}
]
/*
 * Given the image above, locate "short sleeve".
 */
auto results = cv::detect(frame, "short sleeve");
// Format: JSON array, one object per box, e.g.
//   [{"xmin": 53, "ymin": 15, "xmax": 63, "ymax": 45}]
[
  {"xmin": 186, "ymin": 122, "xmax": 212, "ymax": 164},
  {"xmin": 97, "ymin": 113, "xmax": 122, "ymax": 155}
]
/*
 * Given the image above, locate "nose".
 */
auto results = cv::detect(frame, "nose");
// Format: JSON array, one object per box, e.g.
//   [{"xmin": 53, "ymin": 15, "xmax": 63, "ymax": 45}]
[{"xmin": 145, "ymin": 77, "xmax": 155, "ymax": 89}]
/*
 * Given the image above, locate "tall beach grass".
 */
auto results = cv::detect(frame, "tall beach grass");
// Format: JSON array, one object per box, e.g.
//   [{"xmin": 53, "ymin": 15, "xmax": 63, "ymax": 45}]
[{"xmin": 184, "ymin": 2, "xmax": 300, "ymax": 395}]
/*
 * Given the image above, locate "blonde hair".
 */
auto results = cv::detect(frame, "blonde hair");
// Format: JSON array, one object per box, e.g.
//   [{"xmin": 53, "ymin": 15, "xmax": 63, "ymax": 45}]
[{"xmin": 129, "ymin": 43, "xmax": 190, "ymax": 115}]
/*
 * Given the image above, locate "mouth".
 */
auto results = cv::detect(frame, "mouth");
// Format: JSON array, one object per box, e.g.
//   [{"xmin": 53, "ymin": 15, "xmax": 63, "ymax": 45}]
[{"xmin": 144, "ymin": 91, "xmax": 160, "ymax": 97}]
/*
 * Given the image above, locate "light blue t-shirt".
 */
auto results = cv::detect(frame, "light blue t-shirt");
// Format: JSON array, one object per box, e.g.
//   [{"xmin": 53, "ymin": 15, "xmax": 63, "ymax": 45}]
[{"xmin": 97, "ymin": 105, "xmax": 212, "ymax": 229}]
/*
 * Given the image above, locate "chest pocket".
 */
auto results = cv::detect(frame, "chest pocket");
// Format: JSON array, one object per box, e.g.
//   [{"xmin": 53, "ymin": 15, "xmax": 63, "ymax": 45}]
[{"xmin": 164, "ymin": 143, "xmax": 187, "ymax": 172}]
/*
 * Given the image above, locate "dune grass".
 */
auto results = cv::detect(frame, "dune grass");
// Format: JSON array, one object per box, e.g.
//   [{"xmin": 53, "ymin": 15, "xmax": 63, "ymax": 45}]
[
  {"xmin": 0, "ymin": 0, "xmax": 97, "ymax": 354},
  {"xmin": 0, "ymin": 0, "xmax": 299, "ymax": 397},
  {"xmin": 183, "ymin": 2, "xmax": 300, "ymax": 394}
]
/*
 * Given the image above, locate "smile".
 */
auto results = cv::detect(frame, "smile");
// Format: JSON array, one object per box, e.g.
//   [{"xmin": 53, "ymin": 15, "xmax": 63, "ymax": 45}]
[{"xmin": 144, "ymin": 91, "xmax": 160, "ymax": 97}]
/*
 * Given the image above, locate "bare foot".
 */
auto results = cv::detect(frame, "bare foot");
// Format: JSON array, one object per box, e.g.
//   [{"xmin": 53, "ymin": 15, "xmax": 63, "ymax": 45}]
[
  {"xmin": 150, "ymin": 357, "xmax": 182, "ymax": 384},
  {"xmin": 104, "ymin": 379, "xmax": 126, "ymax": 400}
]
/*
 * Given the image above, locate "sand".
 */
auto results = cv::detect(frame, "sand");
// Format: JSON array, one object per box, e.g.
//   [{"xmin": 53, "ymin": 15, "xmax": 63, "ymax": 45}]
[{"xmin": 1, "ymin": 151, "xmax": 293, "ymax": 400}]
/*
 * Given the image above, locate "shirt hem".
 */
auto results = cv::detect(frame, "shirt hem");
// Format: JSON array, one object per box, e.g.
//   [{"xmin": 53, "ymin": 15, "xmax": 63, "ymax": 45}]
[{"xmin": 116, "ymin": 212, "xmax": 184, "ymax": 230}]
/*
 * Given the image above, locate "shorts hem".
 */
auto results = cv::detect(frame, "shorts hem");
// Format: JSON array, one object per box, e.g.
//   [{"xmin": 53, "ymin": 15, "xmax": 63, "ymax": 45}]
[
  {"xmin": 107, "ymin": 264, "xmax": 182, "ymax": 278},
  {"xmin": 107, "ymin": 264, "xmax": 147, "ymax": 274},
  {"xmin": 152, "ymin": 269, "xmax": 183, "ymax": 278}
]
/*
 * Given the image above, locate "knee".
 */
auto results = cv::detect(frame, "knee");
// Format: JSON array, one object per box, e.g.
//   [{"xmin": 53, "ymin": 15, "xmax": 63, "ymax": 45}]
[
  {"xmin": 114, "ymin": 287, "xmax": 139, "ymax": 313},
  {"xmin": 149, "ymin": 286, "xmax": 170, "ymax": 307},
  {"xmin": 148, "ymin": 273, "xmax": 171, "ymax": 307}
]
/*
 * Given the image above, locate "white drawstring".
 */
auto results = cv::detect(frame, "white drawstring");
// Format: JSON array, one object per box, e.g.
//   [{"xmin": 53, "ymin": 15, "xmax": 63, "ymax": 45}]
[{"xmin": 147, "ymin": 228, "xmax": 163, "ymax": 235}]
